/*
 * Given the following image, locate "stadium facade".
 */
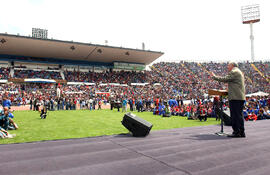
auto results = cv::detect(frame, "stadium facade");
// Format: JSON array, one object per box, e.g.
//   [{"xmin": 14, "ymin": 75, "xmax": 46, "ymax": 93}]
[{"xmin": 0, "ymin": 33, "xmax": 163, "ymax": 83}]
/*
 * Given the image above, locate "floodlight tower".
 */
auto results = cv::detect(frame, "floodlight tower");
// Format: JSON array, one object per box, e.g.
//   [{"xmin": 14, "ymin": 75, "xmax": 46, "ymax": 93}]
[{"xmin": 241, "ymin": 4, "xmax": 260, "ymax": 61}]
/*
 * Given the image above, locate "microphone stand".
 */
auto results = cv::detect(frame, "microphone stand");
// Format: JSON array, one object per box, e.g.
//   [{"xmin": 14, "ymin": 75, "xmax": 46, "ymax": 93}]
[{"xmin": 215, "ymin": 95, "xmax": 227, "ymax": 136}]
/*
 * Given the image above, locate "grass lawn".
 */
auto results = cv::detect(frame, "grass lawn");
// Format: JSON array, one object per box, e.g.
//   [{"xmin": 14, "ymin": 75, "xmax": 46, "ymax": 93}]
[{"xmin": 0, "ymin": 109, "xmax": 220, "ymax": 144}]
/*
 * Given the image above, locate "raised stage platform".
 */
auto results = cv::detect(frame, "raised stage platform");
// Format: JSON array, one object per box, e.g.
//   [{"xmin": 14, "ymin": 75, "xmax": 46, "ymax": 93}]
[{"xmin": 1, "ymin": 120, "xmax": 270, "ymax": 175}]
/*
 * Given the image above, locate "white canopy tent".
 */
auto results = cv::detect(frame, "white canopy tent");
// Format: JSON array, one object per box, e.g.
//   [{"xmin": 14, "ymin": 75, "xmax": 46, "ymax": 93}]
[
  {"xmin": 153, "ymin": 83, "xmax": 161, "ymax": 86},
  {"xmin": 130, "ymin": 83, "xmax": 149, "ymax": 86},
  {"xmin": 67, "ymin": 82, "xmax": 84, "ymax": 85},
  {"xmin": 67, "ymin": 82, "xmax": 96, "ymax": 86},
  {"xmin": 24, "ymin": 78, "xmax": 56, "ymax": 83},
  {"xmin": 108, "ymin": 83, "xmax": 120, "ymax": 86},
  {"xmin": 246, "ymin": 91, "xmax": 269, "ymax": 97}
]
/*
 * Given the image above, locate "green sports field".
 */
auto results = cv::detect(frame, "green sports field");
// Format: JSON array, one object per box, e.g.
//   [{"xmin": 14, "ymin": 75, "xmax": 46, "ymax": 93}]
[{"xmin": 0, "ymin": 109, "xmax": 220, "ymax": 144}]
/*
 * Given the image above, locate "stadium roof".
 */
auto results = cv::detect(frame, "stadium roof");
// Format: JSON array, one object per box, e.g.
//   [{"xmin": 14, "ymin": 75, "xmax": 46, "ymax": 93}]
[{"xmin": 0, "ymin": 33, "xmax": 163, "ymax": 65}]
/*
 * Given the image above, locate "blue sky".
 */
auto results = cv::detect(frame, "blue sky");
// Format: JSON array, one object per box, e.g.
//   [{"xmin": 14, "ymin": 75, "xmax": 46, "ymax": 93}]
[{"xmin": 0, "ymin": 0, "xmax": 269, "ymax": 62}]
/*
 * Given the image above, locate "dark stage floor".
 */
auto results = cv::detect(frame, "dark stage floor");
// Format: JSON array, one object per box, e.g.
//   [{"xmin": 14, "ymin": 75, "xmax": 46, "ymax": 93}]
[{"xmin": 1, "ymin": 120, "xmax": 270, "ymax": 175}]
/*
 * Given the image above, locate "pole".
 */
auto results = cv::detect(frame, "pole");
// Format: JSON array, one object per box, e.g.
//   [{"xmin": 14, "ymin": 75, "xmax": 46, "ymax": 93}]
[
  {"xmin": 215, "ymin": 95, "xmax": 227, "ymax": 136},
  {"xmin": 250, "ymin": 22, "xmax": 255, "ymax": 61},
  {"xmin": 220, "ymin": 96, "xmax": 224, "ymax": 133}
]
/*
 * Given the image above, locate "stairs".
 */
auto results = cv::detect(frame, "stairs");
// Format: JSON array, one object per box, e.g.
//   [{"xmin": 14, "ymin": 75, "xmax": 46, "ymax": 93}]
[
  {"xmin": 9, "ymin": 67, "xmax": 14, "ymax": 78},
  {"xmin": 60, "ymin": 70, "xmax": 65, "ymax": 80},
  {"xmin": 251, "ymin": 63, "xmax": 270, "ymax": 83}
]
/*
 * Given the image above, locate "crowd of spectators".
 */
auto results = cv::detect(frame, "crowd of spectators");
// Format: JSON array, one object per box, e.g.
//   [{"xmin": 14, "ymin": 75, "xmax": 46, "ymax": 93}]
[
  {"xmin": 252, "ymin": 62, "xmax": 270, "ymax": 91},
  {"xmin": 2, "ymin": 61, "xmax": 269, "ymax": 98},
  {"xmin": 151, "ymin": 61, "xmax": 270, "ymax": 98},
  {"xmin": 0, "ymin": 67, "xmax": 9, "ymax": 79},
  {"xmin": 13, "ymin": 69, "xmax": 62, "ymax": 79},
  {"xmin": 0, "ymin": 61, "xmax": 269, "ymax": 112},
  {"xmin": 243, "ymin": 96, "xmax": 270, "ymax": 121},
  {"xmin": 64, "ymin": 70, "xmax": 147, "ymax": 84}
]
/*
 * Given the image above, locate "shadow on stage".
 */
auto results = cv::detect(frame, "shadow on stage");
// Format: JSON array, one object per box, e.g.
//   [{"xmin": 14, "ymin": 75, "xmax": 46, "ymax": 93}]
[{"xmin": 189, "ymin": 134, "xmax": 232, "ymax": 140}]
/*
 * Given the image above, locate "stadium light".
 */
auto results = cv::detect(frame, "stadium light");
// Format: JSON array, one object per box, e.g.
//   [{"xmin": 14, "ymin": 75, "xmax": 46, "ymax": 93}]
[{"xmin": 241, "ymin": 4, "xmax": 260, "ymax": 61}]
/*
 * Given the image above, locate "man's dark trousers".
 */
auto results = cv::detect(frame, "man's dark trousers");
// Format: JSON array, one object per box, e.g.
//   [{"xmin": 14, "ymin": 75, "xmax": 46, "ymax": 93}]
[{"xmin": 229, "ymin": 100, "xmax": 245, "ymax": 134}]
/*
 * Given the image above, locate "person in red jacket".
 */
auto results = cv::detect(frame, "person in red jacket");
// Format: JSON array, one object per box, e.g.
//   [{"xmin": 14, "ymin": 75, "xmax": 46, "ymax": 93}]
[
  {"xmin": 246, "ymin": 112, "xmax": 257, "ymax": 121},
  {"xmin": 198, "ymin": 105, "xmax": 207, "ymax": 121}
]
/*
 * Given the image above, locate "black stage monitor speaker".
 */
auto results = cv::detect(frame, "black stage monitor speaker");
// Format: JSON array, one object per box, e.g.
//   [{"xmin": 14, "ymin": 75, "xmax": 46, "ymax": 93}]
[{"xmin": 122, "ymin": 112, "xmax": 153, "ymax": 137}]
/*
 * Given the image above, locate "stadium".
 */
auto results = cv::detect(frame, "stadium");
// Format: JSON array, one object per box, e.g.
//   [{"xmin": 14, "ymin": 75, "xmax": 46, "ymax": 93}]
[
  {"xmin": 1, "ymin": 1, "xmax": 270, "ymax": 175},
  {"xmin": 1, "ymin": 31, "xmax": 270, "ymax": 174}
]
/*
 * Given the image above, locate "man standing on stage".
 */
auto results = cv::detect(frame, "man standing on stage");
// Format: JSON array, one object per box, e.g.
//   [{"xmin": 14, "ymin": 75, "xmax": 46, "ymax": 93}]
[{"xmin": 210, "ymin": 62, "xmax": 246, "ymax": 138}]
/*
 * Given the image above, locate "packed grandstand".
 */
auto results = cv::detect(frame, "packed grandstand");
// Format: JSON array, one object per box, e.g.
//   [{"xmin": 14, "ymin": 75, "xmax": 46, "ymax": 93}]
[{"xmin": 0, "ymin": 33, "xmax": 270, "ymax": 121}]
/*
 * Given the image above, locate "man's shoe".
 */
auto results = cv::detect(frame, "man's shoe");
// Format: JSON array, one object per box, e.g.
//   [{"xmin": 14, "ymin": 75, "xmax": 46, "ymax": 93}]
[
  {"xmin": 240, "ymin": 132, "xmax": 246, "ymax": 138},
  {"xmin": 227, "ymin": 133, "xmax": 241, "ymax": 138}
]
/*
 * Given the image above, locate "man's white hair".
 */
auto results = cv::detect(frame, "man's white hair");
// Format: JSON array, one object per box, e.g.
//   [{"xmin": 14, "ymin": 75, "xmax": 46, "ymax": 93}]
[{"xmin": 229, "ymin": 61, "xmax": 238, "ymax": 67}]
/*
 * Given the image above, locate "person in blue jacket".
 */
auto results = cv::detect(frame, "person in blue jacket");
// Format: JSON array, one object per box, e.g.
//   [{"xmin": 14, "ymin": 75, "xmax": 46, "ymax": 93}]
[{"xmin": 2, "ymin": 97, "xmax": 11, "ymax": 108}]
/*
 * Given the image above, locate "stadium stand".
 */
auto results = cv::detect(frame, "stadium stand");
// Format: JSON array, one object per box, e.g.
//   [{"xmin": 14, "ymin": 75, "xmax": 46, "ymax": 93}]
[
  {"xmin": 0, "ymin": 61, "xmax": 269, "ymax": 105},
  {"xmin": 0, "ymin": 33, "xmax": 269, "ymax": 118},
  {"xmin": 63, "ymin": 70, "xmax": 147, "ymax": 84}
]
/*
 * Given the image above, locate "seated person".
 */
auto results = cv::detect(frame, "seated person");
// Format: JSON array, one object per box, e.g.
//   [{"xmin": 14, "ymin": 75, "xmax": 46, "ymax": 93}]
[
  {"xmin": 7, "ymin": 111, "xmax": 18, "ymax": 130},
  {"xmin": 171, "ymin": 106, "xmax": 178, "ymax": 116},
  {"xmin": 158, "ymin": 103, "xmax": 165, "ymax": 116},
  {"xmin": 198, "ymin": 105, "xmax": 207, "ymax": 121},
  {"xmin": 0, "ymin": 128, "xmax": 11, "ymax": 138},
  {"xmin": 243, "ymin": 108, "xmax": 249, "ymax": 121},
  {"xmin": 191, "ymin": 107, "xmax": 197, "ymax": 119},
  {"xmin": 186, "ymin": 105, "xmax": 195, "ymax": 119},
  {"xmin": 257, "ymin": 108, "xmax": 265, "ymax": 120},
  {"xmin": 246, "ymin": 112, "xmax": 257, "ymax": 121},
  {"xmin": 0, "ymin": 108, "xmax": 9, "ymax": 130},
  {"xmin": 263, "ymin": 106, "xmax": 270, "ymax": 119},
  {"xmin": 163, "ymin": 104, "xmax": 171, "ymax": 117},
  {"xmin": 185, "ymin": 105, "xmax": 191, "ymax": 118},
  {"xmin": 178, "ymin": 107, "xmax": 185, "ymax": 116},
  {"xmin": 1, "ymin": 107, "xmax": 19, "ymax": 130},
  {"xmin": 153, "ymin": 105, "xmax": 159, "ymax": 115},
  {"xmin": 175, "ymin": 106, "xmax": 180, "ymax": 116}
]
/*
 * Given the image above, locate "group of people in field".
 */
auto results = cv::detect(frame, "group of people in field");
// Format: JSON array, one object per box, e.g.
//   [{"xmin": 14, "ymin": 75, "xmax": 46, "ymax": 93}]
[
  {"xmin": 151, "ymin": 95, "xmax": 270, "ymax": 123},
  {"xmin": 243, "ymin": 96, "xmax": 270, "ymax": 121},
  {"xmin": 152, "ymin": 97, "xmax": 217, "ymax": 121},
  {"xmin": 0, "ymin": 97, "xmax": 18, "ymax": 139}
]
